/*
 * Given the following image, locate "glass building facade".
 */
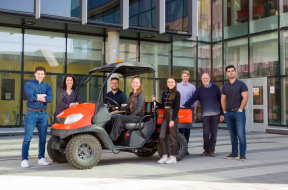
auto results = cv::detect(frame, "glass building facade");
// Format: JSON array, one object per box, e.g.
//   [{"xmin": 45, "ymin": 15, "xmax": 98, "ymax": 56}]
[{"xmin": 0, "ymin": 0, "xmax": 287, "ymax": 129}]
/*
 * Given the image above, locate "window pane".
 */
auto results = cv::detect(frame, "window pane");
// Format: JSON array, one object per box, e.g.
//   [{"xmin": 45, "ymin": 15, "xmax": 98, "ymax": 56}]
[
  {"xmin": 119, "ymin": 39, "xmax": 138, "ymax": 62},
  {"xmin": 173, "ymin": 41, "xmax": 196, "ymax": 80},
  {"xmin": 253, "ymin": 86, "xmax": 263, "ymax": 105},
  {"xmin": 268, "ymin": 77, "xmax": 279, "ymax": 125},
  {"xmin": 212, "ymin": 42, "xmax": 223, "ymax": 80},
  {"xmin": 280, "ymin": 0, "xmax": 288, "ymax": 27},
  {"xmin": 198, "ymin": 0, "xmax": 211, "ymax": 42},
  {"xmin": 129, "ymin": 0, "xmax": 156, "ymax": 28},
  {"xmin": 165, "ymin": 0, "xmax": 188, "ymax": 32},
  {"xmin": 87, "ymin": 0, "xmax": 120, "ymax": 24},
  {"xmin": 24, "ymin": 30, "xmax": 65, "ymax": 73},
  {"xmin": 22, "ymin": 74, "xmax": 64, "ymax": 125},
  {"xmin": 0, "ymin": 26, "xmax": 22, "ymax": 71},
  {"xmin": 249, "ymin": 32, "xmax": 278, "ymax": 77},
  {"xmin": 280, "ymin": 30, "xmax": 288, "ymax": 75},
  {"xmin": 253, "ymin": 109, "xmax": 264, "ymax": 123},
  {"xmin": 224, "ymin": 0, "xmax": 248, "ymax": 39},
  {"xmin": 198, "ymin": 43, "xmax": 211, "ymax": 80},
  {"xmin": 140, "ymin": 41, "xmax": 171, "ymax": 78},
  {"xmin": 67, "ymin": 34, "xmax": 103, "ymax": 75},
  {"xmin": 0, "ymin": 73, "xmax": 21, "ymax": 126},
  {"xmin": 212, "ymin": 0, "xmax": 222, "ymax": 41},
  {"xmin": 0, "ymin": 0, "xmax": 34, "ymax": 13},
  {"xmin": 41, "ymin": 0, "xmax": 80, "ymax": 18},
  {"xmin": 224, "ymin": 38, "xmax": 248, "ymax": 79},
  {"xmin": 250, "ymin": 0, "xmax": 278, "ymax": 34}
]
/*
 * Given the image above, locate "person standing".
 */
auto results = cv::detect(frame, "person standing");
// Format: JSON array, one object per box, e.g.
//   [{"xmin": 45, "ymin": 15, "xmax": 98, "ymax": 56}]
[
  {"xmin": 177, "ymin": 70, "xmax": 197, "ymax": 155},
  {"xmin": 54, "ymin": 74, "xmax": 83, "ymax": 118},
  {"xmin": 182, "ymin": 73, "xmax": 224, "ymax": 157},
  {"xmin": 21, "ymin": 67, "xmax": 53, "ymax": 168},
  {"xmin": 221, "ymin": 65, "xmax": 248, "ymax": 161},
  {"xmin": 153, "ymin": 76, "xmax": 180, "ymax": 164}
]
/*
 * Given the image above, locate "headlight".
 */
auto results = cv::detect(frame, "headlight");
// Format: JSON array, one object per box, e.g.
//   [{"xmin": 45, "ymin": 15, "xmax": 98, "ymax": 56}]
[{"xmin": 64, "ymin": 114, "xmax": 83, "ymax": 124}]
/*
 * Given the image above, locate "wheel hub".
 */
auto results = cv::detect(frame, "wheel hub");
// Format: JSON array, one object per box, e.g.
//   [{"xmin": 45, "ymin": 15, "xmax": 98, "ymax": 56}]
[{"xmin": 78, "ymin": 144, "xmax": 93, "ymax": 160}]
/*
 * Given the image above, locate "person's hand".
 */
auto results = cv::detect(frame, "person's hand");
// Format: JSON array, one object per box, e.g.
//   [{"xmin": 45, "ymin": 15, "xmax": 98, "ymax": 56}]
[
  {"xmin": 180, "ymin": 106, "xmax": 185, "ymax": 108},
  {"xmin": 219, "ymin": 116, "xmax": 224, "ymax": 123},
  {"xmin": 37, "ymin": 94, "xmax": 46, "ymax": 100},
  {"xmin": 114, "ymin": 107, "xmax": 119, "ymax": 110},
  {"xmin": 69, "ymin": 102, "xmax": 79, "ymax": 107},
  {"xmin": 169, "ymin": 120, "xmax": 174, "ymax": 128},
  {"xmin": 152, "ymin": 95, "xmax": 156, "ymax": 101}
]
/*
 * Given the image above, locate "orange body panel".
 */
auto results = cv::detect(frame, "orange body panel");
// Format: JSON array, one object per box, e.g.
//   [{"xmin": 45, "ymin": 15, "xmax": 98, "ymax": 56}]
[
  {"xmin": 52, "ymin": 102, "xmax": 96, "ymax": 130},
  {"xmin": 157, "ymin": 109, "xmax": 192, "ymax": 124}
]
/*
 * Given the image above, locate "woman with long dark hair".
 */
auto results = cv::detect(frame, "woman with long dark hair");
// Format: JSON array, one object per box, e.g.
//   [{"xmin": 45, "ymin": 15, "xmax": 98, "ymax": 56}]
[
  {"xmin": 54, "ymin": 74, "xmax": 83, "ymax": 117},
  {"xmin": 152, "ymin": 76, "xmax": 180, "ymax": 164},
  {"xmin": 107, "ymin": 76, "xmax": 145, "ymax": 141}
]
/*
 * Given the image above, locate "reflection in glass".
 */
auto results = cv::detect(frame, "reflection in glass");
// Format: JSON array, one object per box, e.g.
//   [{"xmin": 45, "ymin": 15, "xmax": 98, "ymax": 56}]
[
  {"xmin": 119, "ymin": 39, "xmax": 138, "ymax": 62},
  {"xmin": 129, "ymin": 0, "xmax": 156, "ymax": 28},
  {"xmin": 280, "ymin": 30, "xmax": 288, "ymax": 75},
  {"xmin": 249, "ymin": 32, "xmax": 278, "ymax": 77},
  {"xmin": 250, "ymin": 0, "xmax": 278, "ymax": 34},
  {"xmin": 172, "ymin": 41, "xmax": 196, "ymax": 80},
  {"xmin": 253, "ymin": 86, "xmax": 263, "ymax": 105},
  {"xmin": 0, "ymin": 26, "xmax": 22, "ymax": 71},
  {"xmin": 67, "ymin": 34, "xmax": 103, "ymax": 74},
  {"xmin": 212, "ymin": 0, "xmax": 222, "ymax": 41},
  {"xmin": 268, "ymin": 77, "xmax": 279, "ymax": 125},
  {"xmin": 280, "ymin": 0, "xmax": 288, "ymax": 27},
  {"xmin": 225, "ymin": 38, "xmax": 248, "ymax": 79},
  {"xmin": 198, "ymin": 43, "xmax": 211, "ymax": 80},
  {"xmin": 140, "ymin": 41, "xmax": 171, "ymax": 78},
  {"xmin": 0, "ymin": 73, "xmax": 21, "ymax": 126},
  {"xmin": 198, "ymin": 0, "xmax": 211, "ymax": 42},
  {"xmin": 165, "ymin": 0, "xmax": 188, "ymax": 32},
  {"xmin": 253, "ymin": 109, "xmax": 264, "ymax": 123},
  {"xmin": 41, "ymin": 0, "xmax": 79, "ymax": 18},
  {"xmin": 22, "ymin": 74, "xmax": 64, "ymax": 125},
  {"xmin": 87, "ymin": 0, "xmax": 120, "ymax": 24},
  {"xmin": 212, "ymin": 42, "xmax": 223, "ymax": 80},
  {"xmin": 224, "ymin": 0, "xmax": 248, "ymax": 39},
  {"xmin": 24, "ymin": 30, "xmax": 65, "ymax": 73},
  {"xmin": 0, "ymin": 0, "xmax": 34, "ymax": 13}
]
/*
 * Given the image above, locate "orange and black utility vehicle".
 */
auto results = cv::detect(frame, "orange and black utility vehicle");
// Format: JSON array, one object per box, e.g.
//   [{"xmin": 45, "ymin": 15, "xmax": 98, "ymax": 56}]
[{"xmin": 48, "ymin": 62, "xmax": 193, "ymax": 169}]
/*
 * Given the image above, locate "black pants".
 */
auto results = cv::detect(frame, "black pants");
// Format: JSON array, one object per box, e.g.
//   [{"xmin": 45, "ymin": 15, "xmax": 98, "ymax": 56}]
[
  {"xmin": 107, "ymin": 114, "xmax": 142, "ymax": 141},
  {"xmin": 202, "ymin": 115, "xmax": 219, "ymax": 153},
  {"xmin": 159, "ymin": 107, "xmax": 179, "ymax": 156}
]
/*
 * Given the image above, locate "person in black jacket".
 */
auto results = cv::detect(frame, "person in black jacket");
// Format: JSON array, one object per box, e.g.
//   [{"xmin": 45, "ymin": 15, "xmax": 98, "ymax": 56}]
[{"xmin": 152, "ymin": 76, "xmax": 180, "ymax": 164}]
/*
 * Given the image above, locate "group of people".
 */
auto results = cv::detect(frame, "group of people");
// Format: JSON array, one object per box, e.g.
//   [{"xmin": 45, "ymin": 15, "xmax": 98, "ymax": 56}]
[{"xmin": 21, "ymin": 64, "xmax": 249, "ymax": 168}]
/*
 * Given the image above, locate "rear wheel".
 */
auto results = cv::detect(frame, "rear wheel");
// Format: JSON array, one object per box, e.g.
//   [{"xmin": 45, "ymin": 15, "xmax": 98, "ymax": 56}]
[
  {"xmin": 66, "ymin": 134, "xmax": 102, "ymax": 170},
  {"xmin": 157, "ymin": 132, "xmax": 187, "ymax": 161},
  {"xmin": 134, "ymin": 149, "xmax": 157, "ymax": 157},
  {"xmin": 47, "ymin": 137, "xmax": 68, "ymax": 163}
]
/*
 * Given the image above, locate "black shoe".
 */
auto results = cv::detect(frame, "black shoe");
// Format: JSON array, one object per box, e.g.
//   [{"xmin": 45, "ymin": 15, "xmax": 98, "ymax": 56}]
[
  {"xmin": 240, "ymin": 155, "xmax": 246, "ymax": 161},
  {"xmin": 225, "ymin": 153, "xmax": 239, "ymax": 159},
  {"xmin": 186, "ymin": 151, "xmax": 190, "ymax": 156}
]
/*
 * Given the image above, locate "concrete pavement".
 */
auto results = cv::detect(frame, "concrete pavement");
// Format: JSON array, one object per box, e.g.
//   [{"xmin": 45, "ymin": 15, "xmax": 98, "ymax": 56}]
[{"xmin": 0, "ymin": 129, "xmax": 288, "ymax": 190}]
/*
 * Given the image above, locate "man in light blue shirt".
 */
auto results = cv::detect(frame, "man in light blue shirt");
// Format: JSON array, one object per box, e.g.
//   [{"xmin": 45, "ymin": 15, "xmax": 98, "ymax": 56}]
[{"xmin": 177, "ymin": 70, "xmax": 197, "ymax": 155}]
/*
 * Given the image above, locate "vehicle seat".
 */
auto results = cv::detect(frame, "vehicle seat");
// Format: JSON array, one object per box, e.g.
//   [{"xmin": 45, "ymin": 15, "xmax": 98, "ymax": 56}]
[{"xmin": 123, "ymin": 102, "xmax": 153, "ymax": 130}]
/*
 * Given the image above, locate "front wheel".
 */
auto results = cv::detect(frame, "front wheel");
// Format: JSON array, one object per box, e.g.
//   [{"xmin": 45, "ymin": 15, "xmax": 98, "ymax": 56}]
[
  {"xmin": 157, "ymin": 132, "xmax": 187, "ymax": 161},
  {"xmin": 66, "ymin": 134, "xmax": 102, "ymax": 170}
]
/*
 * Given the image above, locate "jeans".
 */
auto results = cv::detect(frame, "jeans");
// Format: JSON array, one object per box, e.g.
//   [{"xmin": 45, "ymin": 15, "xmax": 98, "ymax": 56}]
[
  {"xmin": 22, "ymin": 110, "xmax": 48, "ymax": 160},
  {"xmin": 224, "ymin": 110, "xmax": 246, "ymax": 156},
  {"xmin": 202, "ymin": 115, "xmax": 219, "ymax": 153}
]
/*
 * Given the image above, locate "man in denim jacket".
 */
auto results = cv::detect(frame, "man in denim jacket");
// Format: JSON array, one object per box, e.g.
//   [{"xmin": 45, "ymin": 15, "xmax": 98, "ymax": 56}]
[{"xmin": 21, "ymin": 67, "xmax": 53, "ymax": 168}]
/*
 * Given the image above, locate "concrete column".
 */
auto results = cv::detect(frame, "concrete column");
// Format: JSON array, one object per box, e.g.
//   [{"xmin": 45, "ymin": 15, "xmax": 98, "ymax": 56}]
[{"xmin": 107, "ymin": 29, "xmax": 120, "ymax": 92}]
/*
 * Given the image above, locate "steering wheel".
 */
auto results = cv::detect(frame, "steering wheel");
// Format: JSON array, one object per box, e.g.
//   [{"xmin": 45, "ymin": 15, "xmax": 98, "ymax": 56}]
[{"xmin": 104, "ymin": 97, "xmax": 120, "ymax": 109}]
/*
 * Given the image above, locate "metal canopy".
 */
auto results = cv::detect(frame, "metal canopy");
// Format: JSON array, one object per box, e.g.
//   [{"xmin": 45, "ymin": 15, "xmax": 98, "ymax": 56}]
[{"xmin": 89, "ymin": 62, "xmax": 156, "ymax": 77}]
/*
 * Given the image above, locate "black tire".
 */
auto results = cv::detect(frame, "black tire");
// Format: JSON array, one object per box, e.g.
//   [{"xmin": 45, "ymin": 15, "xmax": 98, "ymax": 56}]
[
  {"xmin": 157, "ymin": 132, "xmax": 187, "ymax": 161},
  {"xmin": 65, "ymin": 134, "xmax": 102, "ymax": 170},
  {"xmin": 135, "ymin": 149, "xmax": 157, "ymax": 157},
  {"xmin": 47, "ymin": 137, "xmax": 68, "ymax": 163}
]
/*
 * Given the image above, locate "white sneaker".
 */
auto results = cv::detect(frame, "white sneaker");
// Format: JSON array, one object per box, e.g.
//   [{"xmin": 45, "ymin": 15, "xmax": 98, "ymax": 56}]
[
  {"xmin": 21, "ymin": 159, "xmax": 29, "ymax": 168},
  {"xmin": 164, "ymin": 156, "xmax": 177, "ymax": 164},
  {"xmin": 157, "ymin": 156, "xmax": 168, "ymax": 164},
  {"xmin": 38, "ymin": 158, "xmax": 50, "ymax": 166}
]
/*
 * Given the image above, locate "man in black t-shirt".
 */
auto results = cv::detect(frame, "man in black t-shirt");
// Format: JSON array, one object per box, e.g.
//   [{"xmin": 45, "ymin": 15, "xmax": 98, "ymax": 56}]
[
  {"xmin": 221, "ymin": 65, "xmax": 248, "ymax": 162},
  {"xmin": 263, "ymin": 0, "xmax": 276, "ymax": 17}
]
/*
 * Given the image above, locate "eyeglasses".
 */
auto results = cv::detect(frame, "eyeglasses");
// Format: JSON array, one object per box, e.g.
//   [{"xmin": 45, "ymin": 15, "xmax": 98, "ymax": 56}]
[{"xmin": 110, "ymin": 82, "xmax": 119, "ymax": 85}]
